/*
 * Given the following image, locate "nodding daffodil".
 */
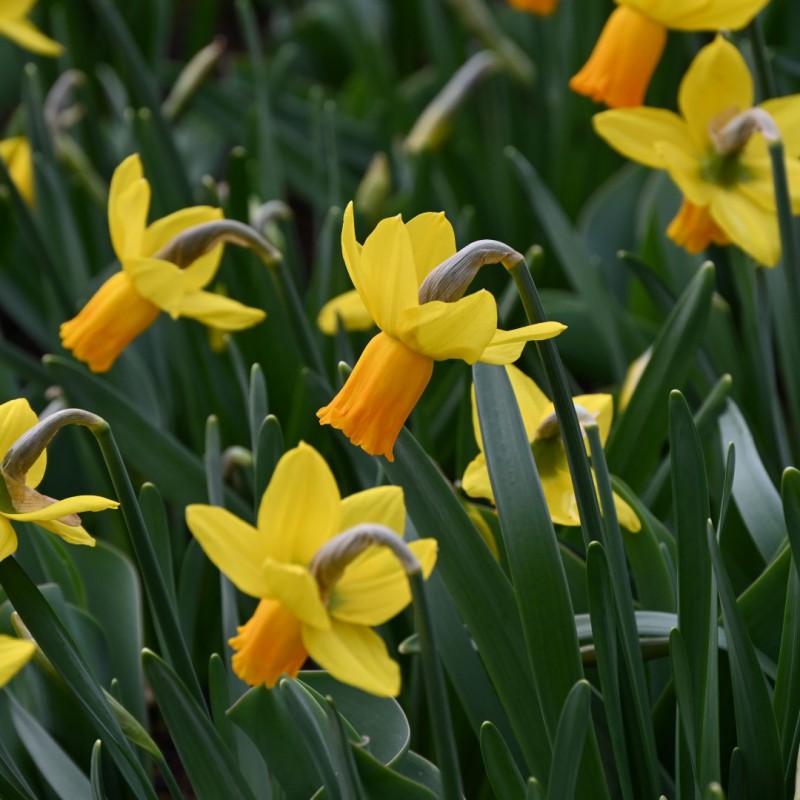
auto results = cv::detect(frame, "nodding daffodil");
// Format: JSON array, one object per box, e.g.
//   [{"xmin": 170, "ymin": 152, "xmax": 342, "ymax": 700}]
[
  {"xmin": 507, "ymin": 0, "xmax": 559, "ymax": 16},
  {"xmin": 0, "ymin": 399, "xmax": 119, "ymax": 560},
  {"xmin": 570, "ymin": 0, "xmax": 769, "ymax": 108},
  {"xmin": 593, "ymin": 36, "xmax": 800, "ymax": 266},
  {"xmin": 0, "ymin": 136, "xmax": 33, "ymax": 206},
  {"xmin": 186, "ymin": 442, "xmax": 437, "ymax": 698},
  {"xmin": 60, "ymin": 154, "xmax": 266, "ymax": 373},
  {"xmin": 317, "ymin": 202, "xmax": 565, "ymax": 461},
  {"xmin": 0, "ymin": 0, "xmax": 63, "ymax": 56},
  {"xmin": 0, "ymin": 636, "xmax": 35, "ymax": 687},
  {"xmin": 462, "ymin": 365, "xmax": 641, "ymax": 531}
]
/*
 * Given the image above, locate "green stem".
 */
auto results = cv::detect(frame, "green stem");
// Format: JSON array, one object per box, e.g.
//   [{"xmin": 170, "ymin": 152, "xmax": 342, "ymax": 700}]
[
  {"xmin": 409, "ymin": 569, "xmax": 464, "ymax": 800},
  {"xmin": 91, "ymin": 422, "xmax": 205, "ymax": 708},
  {"xmin": 748, "ymin": 17, "xmax": 778, "ymax": 100},
  {"xmin": 508, "ymin": 260, "xmax": 604, "ymax": 549}
]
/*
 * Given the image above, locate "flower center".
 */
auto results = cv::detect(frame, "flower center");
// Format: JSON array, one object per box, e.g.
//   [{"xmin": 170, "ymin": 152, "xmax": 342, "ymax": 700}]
[{"xmin": 700, "ymin": 149, "xmax": 748, "ymax": 189}]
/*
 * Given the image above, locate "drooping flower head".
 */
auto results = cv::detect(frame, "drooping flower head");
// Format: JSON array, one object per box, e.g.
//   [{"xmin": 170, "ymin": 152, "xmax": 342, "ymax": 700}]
[
  {"xmin": 462, "ymin": 364, "xmax": 640, "ymax": 531},
  {"xmin": 60, "ymin": 154, "xmax": 266, "ymax": 372},
  {"xmin": 0, "ymin": 136, "xmax": 33, "ymax": 206},
  {"xmin": 0, "ymin": 399, "xmax": 119, "ymax": 560},
  {"xmin": 186, "ymin": 442, "xmax": 437, "ymax": 697},
  {"xmin": 317, "ymin": 202, "xmax": 565, "ymax": 460},
  {"xmin": 593, "ymin": 36, "xmax": 800, "ymax": 266},
  {"xmin": 570, "ymin": 0, "xmax": 770, "ymax": 108},
  {"xmin": 0, "ymin": 0, "xmax": 62, "ymax": 56},
  {"xmin": 0, "ymin": 635, "xmax": 35, "ymax": 687}
]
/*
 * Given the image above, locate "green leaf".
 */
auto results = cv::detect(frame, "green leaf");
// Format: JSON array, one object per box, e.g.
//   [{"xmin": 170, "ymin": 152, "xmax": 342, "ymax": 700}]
[
  {"xmin": 248, "ymin": 364, "xmax": 269, "ymax": 454},
  {"xmin": 391, "ymin": 752, "xmax": 442, "ymax": 796},
  {"xmin": 607, "ymin": 264, "xmax": 714, "ymax": 490},
  {"xmin": 347, "ymin": 747, "xmax": 438, "ymax": 800},
  {"xmin": 254, "ymin": 415, "xmax": 284, "ymax": 506},
  {"xmin": 718, "ymin": 401, "xmax": 785, "ymax": 562},
  {"xmin": 546, "ymin": 681, "xmax": 592, "ymax": 800},
  {"xmin": 383, "ymin": 428, "xmax": 550, "ymax": 777},
  {"xmin": 708, "ymin": 508, "xmax": 784, "ymax": 796},
  {"xmin": 480, "ymin": 722, "xmax": 526, "ymax": 800},
  {"xmin": 142, "ymin": 650, "xmax": 256, "ymax": 800},
  {"xmin": 90, "ymin": 741, "xmax": 107, "ymax": 800},
  {"xmin": 11, "ymin": 698, "xmax": 92, "ymax": 800}
]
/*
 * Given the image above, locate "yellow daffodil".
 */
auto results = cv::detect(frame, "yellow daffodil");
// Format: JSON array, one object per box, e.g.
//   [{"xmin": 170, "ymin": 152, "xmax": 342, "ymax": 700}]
[
  {"xmin": 0, "ymin": 136, "xmax": 33, "ymax": 206},
  {"xmin": 593, "ymin": 36, "xmax": 800, "ymax": 266},
  {"xmin": 570, "ymin": 0, "xmax": 769, "ymax": 108},
  {"xmin": 507, "ymin": 0, "xmax": 559, "ymax": 16},
  {"xmin": 0, "ymin": 0, "xmax": 62, "ymax": 56},
  {"xmin": 0, "ymin": 635, "xmax": 35, "ymax": 687},
  {"xmin": 0, "ymin": 399, "xmax": 119, "ymax": 560},
  {"xmin": 60, "ymin": 154, "xmax": 265, "ymax": 373},
  {"xmin": 317, "ymin": 202, "xmax": 565, "ymax": 460},
  {"xmin": 186, "ymin": 442, "xmax": 437, "ymax": 697},
  {"xmin": 462, "ymin": 364, "xmax": 640, "ymax": 531}
]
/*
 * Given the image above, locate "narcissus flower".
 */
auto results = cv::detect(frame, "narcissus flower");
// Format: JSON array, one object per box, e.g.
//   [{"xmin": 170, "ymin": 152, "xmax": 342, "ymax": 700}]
[
  {"xmin": 462, "ymin": 364, "xmax": 640, "ymax": 531},
  {"xmin": 186, "ymin": 442, "xmax": 437, "ymax": 697},
  {"xmin": 60, "ymin": 154, "xmax": 265, "ymax": 372},
  {"xmin": 317, "ymin": 202, "xmax": 565, "ymax": 460},
  {"xmin": 507, "ymin": 0, "xmax": 559, "ymax": 16},
  {"xmin": 0, "ymin": 136, "xmax": 33, "ymax": 206},
  {"xmin": 0, "ymin": 0, "xmax": 62, "ymax": 56},
  {"xmin": 0, "ymin": 399, "xmax": 119, "ymax": 560},
  {"xmin": 593, "ymin": 36, "xmax": 800, "ymax": 266},
  {"xmin": 570, "ymin": 0, "xmax": 769, "ymax": 108},
  {"xmin": 0, "ymin": 636, "xmax": 35, "ymax": 687}
]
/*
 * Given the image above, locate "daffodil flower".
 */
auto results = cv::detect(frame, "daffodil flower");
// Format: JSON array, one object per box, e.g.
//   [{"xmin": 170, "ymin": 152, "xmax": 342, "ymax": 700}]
[
  {"xmin": 0, "ymin": 399, "xmax": 119, "ymax": 560},
  {"xmin": 60, "ymin": 154, "xmax": 266, "ymax": 373},
  {"xmin": 317, "ymin": 202, "xmax": 565, "ymax": 461},
  {"xmin": 0, "ymin": 136, "xmax": 33, "ymax": 206},
  {"xmin": 570, "ymin": 0, "xmax": 769, "ymax": 108},
  {"xmin": 186, "ymin": 442, "xmax": 437, "ymax": 697},
  {"xmin": 462, "ymin": 364, "xmax": 640, "ymax": 531},
  {"xmin": 507, "ymin": 0, "xmax": 559, "ymax": 16},
  {"xmin": 593, "ymin": 36, "xmax": 800, "ymax": 266},
  {"xmin": 0, "ymin": 0, "xmax": 62, "ymax": 56},
  {"xmin": 0, "ymin": 635, "xmax": 35, "ymax": 687}
]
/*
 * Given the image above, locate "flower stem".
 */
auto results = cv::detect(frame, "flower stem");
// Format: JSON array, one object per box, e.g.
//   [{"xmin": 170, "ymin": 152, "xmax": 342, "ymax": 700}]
[
  {"xmin": 748, "ymin": 16, "xmax": 777, "ymax": 100},
  {"xmin": 90, "ymin": 421, "xmax": 205, "ymax": 708},
  {"xmin": 508, "ymin": 259, "xmax": 604, "ymax": 549}
]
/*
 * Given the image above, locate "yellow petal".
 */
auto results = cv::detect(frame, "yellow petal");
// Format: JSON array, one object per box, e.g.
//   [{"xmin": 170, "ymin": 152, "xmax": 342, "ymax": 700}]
[
  {"xmin": 34, "ymin": 518, "xmax": 96, "ymax": 547},
  {"xmin": 540, "ymin": 467, "xmax": 581, "ymax": 527},
  {"xmin": 759, "ymin": 95, "xmax": 800, "ymax": 157},
  {"xmin": 0, "ymin": 516, "xmax": 18, "ymax": 561},
  {"xmin": 173, "ymin": 290, "xmax": 266, "ymax": 331},
  {"xmin": 186, "ymin": 505, "xmax": 269, "ymax": 597},
  {"xmin": 230, "ymin": 598, "xmax": 307, "ymax": 688},
  {"xmin": 124, "ymin": 257, "xmax": 185, "ymax": 315},
  {"xmin": 571, "ymin": 394, "xmax": 614, "ymax": 446},
  {"xmin": 329, "ymin": 539, "xmax": 437, "ymax": 626},
  {"xmin": 317, "ymin": 290, "xmax": 374, "ymax": 335},
  {"xmin": 302, "ymin": 618, "xmax": 401, "ymax": 697},
  {"xmin": 1, "ymin": 0, "xmax": 37, "ymax": 17},
  {"xmin": 258, "ymin": 442, "xmax": 340, "ymax": 566},
  {"xmin": 0, "ymin": 137, "xmax": 34, "ymax": 206},
  {"xmin": 478, "ymin": 321, "xmax": 567, "ymax": 365},
  {"xmin": 263, "ymin": 560, "xmax": 330, "ymax": 629},
  {"xmin": 340, "ymin": 202, "xmax": 370, "ymax": 316},
  {"xmin": 593, "ymin": 108, "xmax": 696, "ymax": 169},
  {"xmin": 655, "ymin": 141, "xmax": 713, "ymax": 206},
  {"xmin": 462, "ymin": 452, "xmax": 495, "ymax": 503},
  {"xmin": 0, "ymin": 17, "xmax": 62, "ymax": 56},
  {"xmin": 614, "ymin": 492, "xmax": 641, "ymax": 532},
  {"xmin": 0, "ymin": 398, "xmax": 45, "ymax": 489},
  {"xmin": 339, "ymin": 486, "xmax": 405, "ymax": 535},
  {"xmin": 3, "ymin": 494, "xmax": 118, "ymax": 522},
  {"xmin": 679, "ymin": 36, "xmax": 753, "ymax": 148},
  {"xmin": 317, "ymin": 333, "xmax": 434, "ymax": 462},
  {"xmin": 398, "ymin": 291, "xmax": 497, "ymax": 362},
  {"xmin": 709, "ymin": 189, "xmax": 781, "ymax": 266},
  {"xmin": 405, "ymin": 211, "xmax": 457, "ymax": 285},
  {"xmin": 108, "ymin": 155, "xmax": 149, "ymax": 261},
  {"xmin": 0, "ymin": 636, "xmax": 35, "ymax": 687},
  {"xmin": 625, "ymin": 0, "xmax": 770, "ymax": 30},
  {"xmin": 360, "ymin": 213, "xmax": 419, "ymax": 336}
]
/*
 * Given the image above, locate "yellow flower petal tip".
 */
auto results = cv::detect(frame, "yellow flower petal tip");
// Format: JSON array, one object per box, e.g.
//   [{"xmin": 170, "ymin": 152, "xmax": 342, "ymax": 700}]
[
  {"xmin": 61, "ymin": 154, "xmax": 264, "ymax": 372},
  {"xmin": 187, "ymin": 442, "xmax": 433, "ymax": 697},
  {"xmin": 570, "ymin": 6, "xmax": 666, "ymax": 108},
  {"xmin": 0, "ymin": 636, "xmax": 36, "ymax": 688},
  {"xmin": 593, "ymin": 36, "xmax": 800, "ymax": 266},
  {"xmin": 0, "ymin": 1, "xmax": 63, "ymax": 57},
  {"xmin": 319, "ymin": 204, "xmax": 564, "ymax": 458},
  {"xmin": 0, "ymin": 137, "xmax": 34, "ymax": 206}
]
